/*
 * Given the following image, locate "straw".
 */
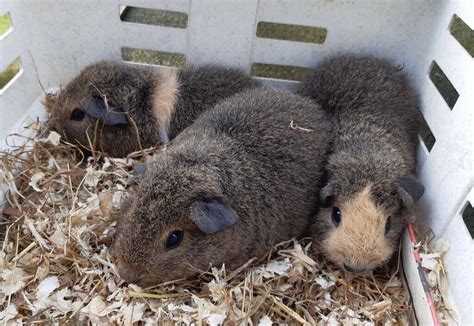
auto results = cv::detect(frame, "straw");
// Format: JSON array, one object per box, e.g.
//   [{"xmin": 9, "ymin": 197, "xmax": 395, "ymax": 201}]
[{"xmin": 0, "ymin": 124, "xmax": 451, "ymax": 324}]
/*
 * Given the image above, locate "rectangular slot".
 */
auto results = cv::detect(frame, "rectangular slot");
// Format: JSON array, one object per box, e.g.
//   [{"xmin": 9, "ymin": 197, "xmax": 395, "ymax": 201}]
[
  {"xmin": 419, "ymin": 115, "xmax": 435, "ymax": 152},
  {"xmin": 429, "ymin": 61, "xmax": 459, "ymax": 110},
  {"xmin": 462, "ymin": 202, "xmax": 474, "ymax": 239},
  {"xmin": 121, "ymin": 47, "xmax": 186, "ymax": 68},
  {"xmin": 0, "ymin": 57, "xmax": 21, "ymax": 92},
  {"xmin": 120, "ymin": 6, "xmax": 187, "ymax": 29},
  {"xmin": 251, "ymin": 63, "xmax": 312, "ymax": 81},
  {"xmin": 0, "ymin": 13, "xmax": 12, "ymax": 38},
  {"xmin": 256, "ymin": 21, "xmax": 327, "ymax": 44},
  {"xmin": 449, "ymin": 14, "xmax": 474, "ymax": 57}
]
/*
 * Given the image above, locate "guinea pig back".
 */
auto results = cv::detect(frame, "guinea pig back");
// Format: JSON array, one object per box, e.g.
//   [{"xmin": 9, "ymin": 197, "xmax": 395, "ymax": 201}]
[{"xmin": 110, "ymin": 87, "xmax": 331, "ymax": 286}]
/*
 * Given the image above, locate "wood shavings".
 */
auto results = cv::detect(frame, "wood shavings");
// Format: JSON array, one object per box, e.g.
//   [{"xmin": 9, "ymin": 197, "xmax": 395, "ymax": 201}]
[
  {"xmin": 417, "ymin": 234, "xmax": 457, "ymax": 323},
  {"xmin": 314, "ymin": 275, "xmax": 336, "ymax": 290},
  {"xmin": 38, "ymin": 131, "xmax": 61, "ymax": 146},
  {"xmin": 28, "ymin": 172, "xmax": 45, "ymax": 192},
  {"xmin": 0, "ymin": 303, "xmax": 18, "ymax": 323},
  {"xmin": 0, "ymin": 127, "xmax": 413, "ymax": 324},
  {"xmin": 261, "ymin": 259, "xmax": 292, "ymax": 277},
  {"xmin": 36, "ymin": 276, "xmax": 60, "ymax": 302},
  {"xmin": 420, "ymin": 253, "xmax": 439, "ymax": 270},
  {"xmin": 1, "ymin": 268, "xmax": 28, "ymax": 296},
  {"xmin": 121, "ymin": 302, "xmax": 146, "ymax": 325},
  {"xmin": 80, "ymin": 296, "xmax": 109, "ymax": 324},
  {"xmin": 258, "ymin": 315, "xmax": 273, "ymax": 325}
]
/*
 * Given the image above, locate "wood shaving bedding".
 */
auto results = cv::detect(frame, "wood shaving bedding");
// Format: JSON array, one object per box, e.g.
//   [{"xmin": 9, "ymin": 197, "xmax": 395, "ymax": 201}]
[{"xmin": 0, "ymin": 124, "xmax": 432, "ymax": 325}]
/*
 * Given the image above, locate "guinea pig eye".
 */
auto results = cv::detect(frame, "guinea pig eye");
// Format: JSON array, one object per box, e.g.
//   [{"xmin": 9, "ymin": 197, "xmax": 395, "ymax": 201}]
[
  {"xmin": 70, "ymin": 108, "xmax": 86, "ymax": 121},
  {"xmin": 331, "ymin": 207, "xmax": 341, "ymax": 227},
  {"xmin": 384, "ymin": 217, "xmax": 392, "ymax": 234},
  {"xmin": 165, "ymin": 230, "xmax": 184, "ymax": 250}
]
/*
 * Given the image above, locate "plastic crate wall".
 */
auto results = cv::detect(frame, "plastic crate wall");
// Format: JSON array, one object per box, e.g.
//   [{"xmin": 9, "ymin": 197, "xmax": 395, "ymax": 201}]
[{"xmin": 1, "ymin": 1, "xmax": 473, "ymax": 324}]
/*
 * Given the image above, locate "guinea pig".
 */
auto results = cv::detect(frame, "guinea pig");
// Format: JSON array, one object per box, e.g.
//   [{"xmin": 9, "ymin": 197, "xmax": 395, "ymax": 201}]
[
  {"xmin": 109, "ymin": 87, "xmax": 332, "ymax": 286},
  {"xmin": 297, "ymin": 54, "xmax": 425, "ymax": 273},
  {"xmin": 43, "ymin": 61, "xmax": 260, "ymax": 157}
]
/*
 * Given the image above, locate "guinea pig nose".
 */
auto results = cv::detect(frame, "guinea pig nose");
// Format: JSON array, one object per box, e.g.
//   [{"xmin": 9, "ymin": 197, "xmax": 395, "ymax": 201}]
[
  {"xmin": 125, "ymin": 276, "xmax": 142, "ymax": 285},
  {"xmin": 343, "ymin": 263, "xmax": 366, "ymax": 274},
  {"xmin": 116, "ymin": 265, "xmax": 142, "ymax": 284}
]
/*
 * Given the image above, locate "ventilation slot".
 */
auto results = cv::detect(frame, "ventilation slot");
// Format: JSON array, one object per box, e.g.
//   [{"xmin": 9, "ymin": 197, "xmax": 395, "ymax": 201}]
[
  {"xmin": 256, "ymin": 22, "xmax": 327, "ymax": 44},
  {"xmin": 0, "ymin": 57, "xmax": 21, "ymax": 93},
  {"xmin": 120, "ymin": 6, "xmax": 187, "ymax": 29},
  {"xmin": 449, "ymin": 14, "xmax": 474, "ymax": 57},
  {"xmin": 0, "ymin": 13, "xmax": 12, "ymax": 39},
  {"xmin": 122, "ymin": 47, "xmax": 186, "ymax": 68},
  {"xmin": 429, "ymin": 61, "xmax": 459, "ymax": 110},
  {"xmin": 251, "ymin": 63, "xmax": 312, "ymax": 81},
  {"xmin": 419, "ymin": 115, "xmax": 435, "ymax": 152},
  {"xmin": 462, "ymin": 202, "xmax": 474, "ymax": 239}
]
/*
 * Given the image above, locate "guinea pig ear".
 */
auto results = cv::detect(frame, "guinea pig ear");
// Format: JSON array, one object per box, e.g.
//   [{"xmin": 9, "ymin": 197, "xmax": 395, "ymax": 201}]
[
  {"xmin": 133, "ymin": 163, "xmax": 147, "ymax": 176},
  {"xmin": 189, "ymin": 199, "xmax": 239, "ymax": 234},
  {"xmin": 159, "ymin": 130, "xmax": 170, "ymax": 144},
  {"xmin": 126, "ymin": 163, "xmax": 147, "ymax": 188},
  {"xmin": 397, "ymin": 176, "xmax": 425, "ymax": 208},
  {"xmin": 319, "ymin": 183, "xmax": 336, "ymax": 207},
  {"xmin": 81, "ymin": 96, "xmax": 129, "ymax": 126}
]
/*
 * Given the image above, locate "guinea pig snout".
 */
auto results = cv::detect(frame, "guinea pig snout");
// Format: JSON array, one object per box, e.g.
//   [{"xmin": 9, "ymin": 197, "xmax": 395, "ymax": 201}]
[
  {"xmin": 108, "ymin": 248, "xmax": 143, "ymax": 284},
  {"xmin": 343, "ymin": 262, "xmax": 367, "ymax": 274},
  {"xmin": 114, "ymin": 261, "xmax": 143, "ymax": 284}
]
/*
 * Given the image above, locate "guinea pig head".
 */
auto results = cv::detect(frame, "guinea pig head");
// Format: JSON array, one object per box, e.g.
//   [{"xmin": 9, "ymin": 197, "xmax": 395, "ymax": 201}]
[
  {"xmin": 316, "ymin": 177, "xmax": 424, "ymax": 273},
  {"xmin": 109, "ymin": 158, "xmax": 239, "ymax": 286}
]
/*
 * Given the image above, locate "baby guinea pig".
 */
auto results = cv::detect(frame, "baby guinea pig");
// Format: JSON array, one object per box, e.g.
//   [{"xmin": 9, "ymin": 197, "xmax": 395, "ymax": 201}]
[
  {"xmin": 43, "ymin": 61, "xmax": 260, "ymax": 157},
  {"xmin": 109, "ymin": 87, "xmax": 331, "ymax": 286},
  {"xmin": 297, "ymin": 54, "xmax": 425, "ymax": 273}
]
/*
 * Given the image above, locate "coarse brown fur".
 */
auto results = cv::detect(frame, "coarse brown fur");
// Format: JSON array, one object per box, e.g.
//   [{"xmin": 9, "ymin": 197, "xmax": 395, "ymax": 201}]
[
  {"xmin": 321, "ymin": 185, "xmax": 393, "ymax": 271},
  {"xmin": 109, "ymin": 87, "xmax": 332, "ymax": 286},
  {"xmin": 43, "ymin": 61, "xmax": 260, "ymax": 157},
  {"xmin": 297, "ymin": 54, "xmax": 424, "ymax": 272}
]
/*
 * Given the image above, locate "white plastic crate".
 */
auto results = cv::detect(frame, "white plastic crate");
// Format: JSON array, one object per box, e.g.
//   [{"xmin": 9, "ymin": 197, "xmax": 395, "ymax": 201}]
[{"xmin": 0, "ymin": 1, "xmax": 473, "ymax": 324}]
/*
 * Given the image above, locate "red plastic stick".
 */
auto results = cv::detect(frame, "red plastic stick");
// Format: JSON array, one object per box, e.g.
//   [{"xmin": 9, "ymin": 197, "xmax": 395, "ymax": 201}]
[{"xmin": 407, "ymin": 223, "xmax": 440, "ymax": 326}]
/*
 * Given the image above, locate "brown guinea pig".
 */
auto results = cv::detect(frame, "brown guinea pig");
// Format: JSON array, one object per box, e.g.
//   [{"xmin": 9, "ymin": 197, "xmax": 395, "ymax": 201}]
[
  {"xmin": 109, "ymin": 87, "xmax": 331, "ymax": 286},
  {"xmin": 43, "ymin": 61, "xmax": 260, "ymax": 157},
  {"xmin": 297, "ymin": 54, "xmax": 425, "ymax": 273}
]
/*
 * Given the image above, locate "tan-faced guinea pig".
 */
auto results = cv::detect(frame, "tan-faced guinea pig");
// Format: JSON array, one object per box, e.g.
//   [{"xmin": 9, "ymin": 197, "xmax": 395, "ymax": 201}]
[
  {"xmin": 43, "ymin": 61, "xmax": 260, "ymax": 157},
  {"xmin": 297, "ymin": 54, "xmax": 425, "ymax": 273},
  {"xmin": 108, "ymin": 87, "xmax": 332, "ymax": 286}
]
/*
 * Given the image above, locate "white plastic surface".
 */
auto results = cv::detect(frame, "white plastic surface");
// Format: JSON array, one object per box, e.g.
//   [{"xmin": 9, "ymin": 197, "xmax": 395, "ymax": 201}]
[
  {"xmin": 1, "ymin": 0, "xmax": 473, "ymax": 324},
  {"xmin": 402, "ymin": 232, "xmax": 434, "ymax": 326}
]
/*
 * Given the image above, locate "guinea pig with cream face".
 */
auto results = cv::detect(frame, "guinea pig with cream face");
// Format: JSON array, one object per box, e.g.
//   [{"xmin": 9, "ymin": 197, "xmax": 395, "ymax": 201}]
[
  {"xmin": 297, "ymin": 54, "xmax": 425, "ymax": 273},
  {"xmin": 109, "ymin": 87, "xmax": 331, "ymax": 286},
  {"xmin": 43, "ymin": 61, "xmax": 260, "ymax": 157}
]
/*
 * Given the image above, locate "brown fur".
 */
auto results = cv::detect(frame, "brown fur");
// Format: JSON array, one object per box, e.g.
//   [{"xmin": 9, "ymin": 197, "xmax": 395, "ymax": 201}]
[
  {"xmin": 321, "ymin": 185, "xmax": 394, "ymax": 271},
  {"xmin": 298, "ymin": 54, "xmax": 424, "ymax": 272},
  {"xmin": 109, "ymin": 87, "xmax": 331, "ymax": 286},
  {"xmin": 151, "ymin": 69, "xmax": 179, "ymax": 136},
  {"xmin": 43, "ymin": 61, "xmax": 260, "ymax": 157}
]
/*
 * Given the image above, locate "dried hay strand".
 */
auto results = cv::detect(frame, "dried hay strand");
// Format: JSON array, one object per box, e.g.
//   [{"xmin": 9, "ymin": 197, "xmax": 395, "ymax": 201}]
[{"xmin": 1, "ymin": 124, "xmax": 418, "ymax": 325}]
